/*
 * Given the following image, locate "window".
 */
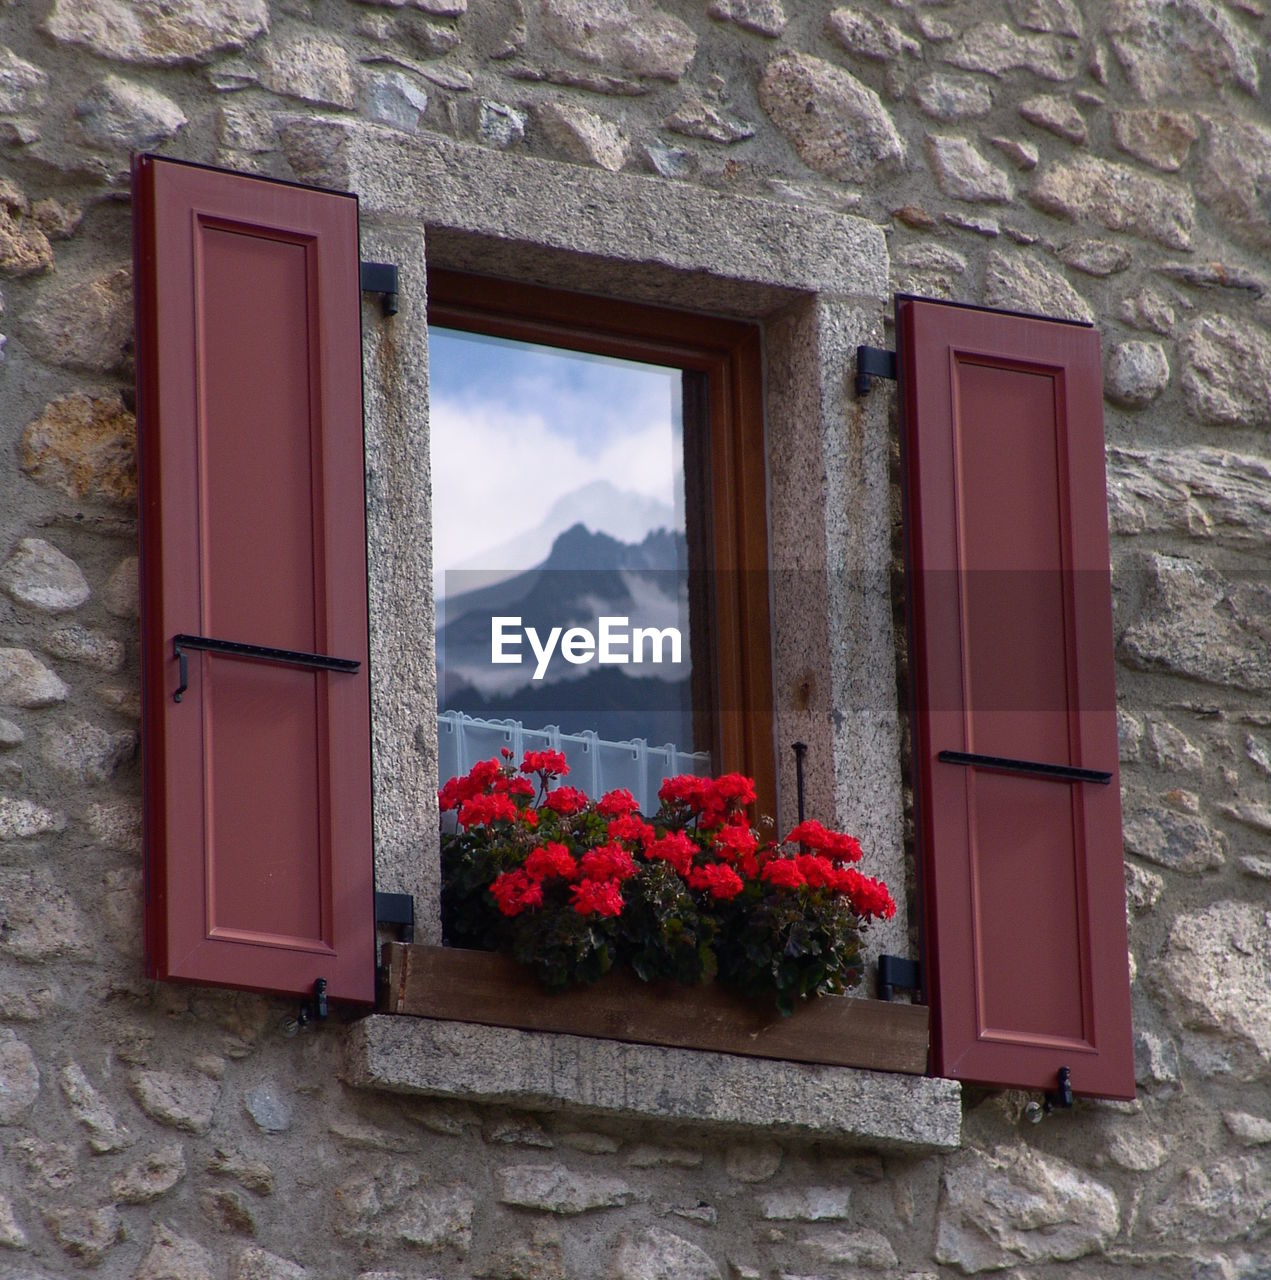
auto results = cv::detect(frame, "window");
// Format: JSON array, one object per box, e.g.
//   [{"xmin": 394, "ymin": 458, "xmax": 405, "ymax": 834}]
[{"xmin": 427, "ymin": 271, "xmax": 776, "ymax": 817}]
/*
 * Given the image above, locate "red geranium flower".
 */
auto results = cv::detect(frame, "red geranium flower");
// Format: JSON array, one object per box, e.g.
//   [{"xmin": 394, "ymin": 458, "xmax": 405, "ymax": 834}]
[
  {"xmin": 784, "ymin": 819, "xmax": 863, "ymax": 862},
  {"xmin": 490, "ymin": 869, "xmax": 543, "ymax": 916},
  {"xmin": 832, "ymin": 867, "xmax": 897, "ymax": 920},
  {"xmin": 457, "ymin": 793, "xmax": 519, "ymax": 829},
  {"xmin": 569, "ymin": 879, "xmax": 624, "ymax": 916},
  {"xmin": 597, "ymin": 788, "xmax": 639, "ymax": 818},
  {"xmin": 687, "ymin": 862, "xmax": 744, "ymax": 900},
  {"xmin": 544, "ymin": 786, "xmax": 588, "ymax": 816},
  {"xmin": 645, "ymin": 831, "xmax": 696, "ymax": 876},
  {"xmin": 606, "ymin": 814, "xmax": 655, "ymax": 847},
  {"xmin": 760, "ymin": 858, "xmax": 805, "ymax": 889},
  {"xmin": 438, "ymin": 757, "xmax": 503, "ymax": 811},
  {"xmin": 524, "ymin": 842, "xmax": 578, "ymax": 881},
  {"xmin": 580, "ymin": 843, "xmax": 637, "ymax": 882},
  {"xmin": 520, "ymin": 750, "xmax": 569, "ymax": 778}
]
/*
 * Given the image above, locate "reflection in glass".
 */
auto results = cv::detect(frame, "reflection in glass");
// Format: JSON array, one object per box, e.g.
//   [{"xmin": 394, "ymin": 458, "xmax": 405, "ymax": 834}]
[{"xmin": 430, "ymin": 327, "xmax": 711, "ymax": 806}]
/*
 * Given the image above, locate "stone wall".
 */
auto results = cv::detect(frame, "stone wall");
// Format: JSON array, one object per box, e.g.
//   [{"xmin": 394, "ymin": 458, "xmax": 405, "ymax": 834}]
[{"xmin": 1, "ymin": 0, "xmax": 1270, "ymax": 1277}]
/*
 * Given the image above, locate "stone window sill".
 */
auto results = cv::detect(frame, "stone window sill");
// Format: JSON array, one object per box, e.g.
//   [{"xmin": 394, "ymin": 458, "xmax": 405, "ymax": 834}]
[{"xmin": 343, "ymin": 946, "xmax": 962, "ymax": 1154}]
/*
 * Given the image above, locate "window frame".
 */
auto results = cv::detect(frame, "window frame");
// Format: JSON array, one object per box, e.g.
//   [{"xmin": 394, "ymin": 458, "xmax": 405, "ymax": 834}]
[{"xmin": 426, "ymin": 268, "xmax": 777, "ymax": 819}]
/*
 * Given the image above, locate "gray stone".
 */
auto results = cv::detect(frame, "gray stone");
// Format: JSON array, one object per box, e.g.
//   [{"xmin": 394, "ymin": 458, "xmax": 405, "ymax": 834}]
[
  {"xmin": 664, "ymin": 95, "xmax": 755, "ymax": 144},
  {"xmin": 217, "ymin": 102, "xmax": 275, "ymax": 153},
  {"xmin": 1125, "ymin": 860, "xmax": 1164, "ymax": 912},
  {"xmin": 535, "ymin": 101, "xmax": 628, "ymax": 172},
  {"xmin": 759, "ymin": 51, "xmax": 904, "ymax": 184},
  {"xmin": 1182, "ymin": 315, "xmax": 1271, "ymax": 426},
  {"xmin": 0, "ymin": 1031, "xmax": 39, "ymax": 1123},
  {"xmin": 990, "ymin": 136, "xmax": 1039, "ymax": 169},
  {"xmin": 351, "ymin": 0, "xmax": 465, "ymax": 10},
  {"xmin": 1117, "ymin": 287, "xmax": 1174, "ymax": 334},
  {"xmin": 0, "ymin": 717, "xmax": 21, "ymax": 748},
  {"xmin": 826, "ymin": 8, "xmax": 920, "ymax": 61},
  {"xmin": 103, "ymin": 557, "xmax": 140, "ymax": 619},
  {"xmin": 328, "ymin": 1116, "xmax": 414, "ymax": 1152},
  {"xmin": 1111, "ymin": 108, "xmax": 1197, "ymax": 171},
  {"xmin": 20, "ymin": 270, "xmax": 133, "ymax": 375},
  {"xmin": 984, "ymin": 250, "xmax": 1093, "ymax": 322},
  {"xmin": 230, "ymin": 1246, "xmax": 309, "ymax": 1280},
  {"xmin": 363, "ymin": 71, "xmax": 428, "ymax": 131},
  {"xmin": 1159, "ymin": 260, "xmax": 1267, "ymax": 296},
  {"xmin": 800, "ymin": 1228, "xmax": 898, "ymax": 1267},
  {"xmin": 540, "ymin": 0, "xmax": 696, "ymax": 81},
  {"xmin": 484, "ymin": 1113, "xmax": 553, "ymax": 1147},
  {"xmin": 625, "ymin": 1143, "xmax": 701, "ymax": 1168},
  {"xmin": 13, "ymin": 1135, "xmax": 77, "ymax": 1188},
  {"xmin": 612, "ymin": 1226, "xmax": 722, "ymax": 1279},
  {"xmin": 913, "ymin": 75, "xmax": 993, "ymax": 121},
  {"xmin": 112, "ymin": 1145, "xmax": 187, "ymax": 1203},
  {"xmin": 1240, "ymin": 856, "xmax": 1271, "ymax": 878},
  {"xmin": 1146, "ymin": 718, "xmax": 1203, "ymax": 771},
  {"xmin": 0, "ymin": 649, "xmax": 68, "ymax": 708},
  {"xmin": 478, "ymin": 99, "xmax": 525, "ymax": 149},
  {"xmin": 708, "ymin": 0, "xmax": 786, "ymax": 37},
  {"xmin": 1104, "ymin": 0, "xmax": 1259, "ymax": 100},
  {"xmin": 262, "ymin": 36, "xmax": 355, "ymax": 109},
  {"xmin": 131, "ymin": 1070, "xmax": 221, "ymax": 1133},
  {"xmin": 207, "ymin": 57, "xmax": 257, "ymax": 90},
  {"xmin": 1105, "ymin": 1130, "xmax": 1169, "ymax": 1172},
  {"xmin": 893, "ymin": 243, "xmax": 968, "ymax": 300},
  {"xmin": 1118, "ymin": 708, "xmax": 1144, "ymax": 761},
  {"xmin": 495, "ymin": 1163, "xmax": 635, "ymax": 1214},
  {"xmin": 135, "ymin": 1223, "xmax": 214, "ymax": 1280},
  {"xmin": 0, "ymin": 797, "xmax": 65, "ymax": 840},
  {"xmin": 202, "ymin": 1186, "xmax": 258, "ymax": 1235},
  {"xmin": 1007, "ymin": 0, "xmax": 1083, "ymax": 35},
  {"xmin": 1106, "ymin": 341, "xmax": 1170, "ymax": 407},
  {"xmin": 1123, "ymin": 803, "xmax": 1226, "ymax": 873},
  {"xmin": 43, "ymin": 718, "xmax": 136, "ymax": 784},
  {"xmin": 20, "ymin": 392, "xmax": 137, "ymax": 501},
  {"xmin": 724, "ymin": 1142, "xmax": 782, "ymax": 1182},
  {"xmin": 1031, "ymin": 155, "xmax": 1194, "ymax": 249},
  {"xmin": 1058, "ymin": 238, "xmax": 1131, "ymax": 276},
  {"xmin": 0, "ymin": 539, "xmax": 90, "ymax": 614},
  {"xmin": 44, "ymin": 625, "xmax": 126, "ymax": 673},
  {"xmin": 60, "ymin": 1063, "xmax": 134, "ymax": 1152},
  {"xmin": 942, "ymin": 23, "xmax": 1080, "ymax": 81},
  {"xmin": 43, "ymin": 0, "xmax": 269, "ymax": 65},
  {"xmin": 935, "ymin": 1145, "xmax": 1119, "ymax": 1270},
  {"xmin": 1224, "ymin": 1111, "xmax": 1271, "ymax": 1146},
  {"xmin": 1153, "ymin": 901, "xmax": 1271, "ymax": 1079},
  {"xmin": 1135, "ymin": 1028, "xmax": 1181, "ymax": 1087},
  {"xmin": 348, "ymin": 1017, "xmax": 963, "ymax": 1151},
  {"xmin": 0, "ymin": 1192, "xmax": 26, "ymax": 1249},
  {"xmin": 0, "ymin": 47, "xmax": 48, "ymax": 115},
  {"xmin": 926, "ymin": 135, "xmax": 1012, "ymax": 202},
  {"xmin": 334, "ymin": 1165, "xmax": 473, "ymax": 1250},
  {"xmin": 0, "ymin": 868, "xmax": 88, "ymax": 959},
  {"xmin": 43, "ymin": 1204, "xmax": 122, "ymax": 1264},
  {"xmin": 1222, "ymin": 802, "xmax": 1271, "ymax": 834},
  {"xmin": 75, "ymin": 75, "xmax": 186, "ymax": 149},
  {"xmin": 85, "ymin": 802, "xmax": 142, "ymax": 851},
  {"xmin": 208, "ymin": 1147, "xmax": 276, "ymax": 1195},
  {"xmin": 1019, "ymin": 94, "xmax": 1086, "ymax": 143},
  {"xmin": 758, "ymin": 1187, "xmax": 851, "ymax": 1221},
  {"xmin": 1247, "ymin": 734, "xmax": 1271, "ymax": 777},
  {"xmin": 244, "ymin": 1081, "xmax": 293, "ymax": 1133},
  {"xmin": 1197, "ymin": 113, "xmax": 1271, "ymax": 246},
  {"xmin": 1149, "ymin": 1156, "xmax": 1271, "ymax": 1241}
]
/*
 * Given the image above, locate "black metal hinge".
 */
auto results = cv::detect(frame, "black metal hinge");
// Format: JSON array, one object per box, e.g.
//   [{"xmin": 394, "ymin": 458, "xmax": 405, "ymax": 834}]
[
  {"xmin": 360, "ymin": 260, "xmax": 399, "ymax": 317},
  {"xmin": 856, "ymin": 345, "xmax": 897, "ymax": 397},
  {"xmin": 375, "ymin": 891, "xmax": 415, "ymax": 944},
  {"xmin": 877, "ymin": 954, "xmax": 921, "ymax": 1002}
]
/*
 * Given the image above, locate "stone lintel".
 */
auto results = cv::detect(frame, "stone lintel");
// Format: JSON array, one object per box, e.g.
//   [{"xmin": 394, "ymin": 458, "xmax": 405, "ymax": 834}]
[{"xmin": 345, "ymin": 1015, "xmax": 962, "ymax": 1153}]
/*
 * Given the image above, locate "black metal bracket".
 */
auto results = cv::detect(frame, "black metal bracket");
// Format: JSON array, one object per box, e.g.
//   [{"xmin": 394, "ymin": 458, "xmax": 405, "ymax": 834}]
[
  {"xmin": 878, "ymin": 954, "xmax": 921, "ymax": 1002},
  {"xmin": 1044, "ymin": 1065, "xmax": 1074, "ymax": 1113},
  {"xmin": 172, "ymin": 634, "xmax": 360, "ymax": 703},
  {"xmin": 360, "ymin": 260, "xmax": 399, "ymax": 317},
  {"xmin": 296, "ymin": 977, "xmax": 328, "ymax": 1029},
  {"xmin": 856, "ymin": 345, "xmax": 897, "ymax": 398},
  {"xmin": 375, "ymin": 891, "xmax": 415, "ymax": 944},
  {"xmin": 938, "ymin": 750, "xmax": 1112, "ymax": 786}
]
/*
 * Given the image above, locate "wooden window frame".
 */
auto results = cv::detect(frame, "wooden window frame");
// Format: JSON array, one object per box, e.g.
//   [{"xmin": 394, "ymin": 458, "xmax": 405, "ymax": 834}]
[{"xmin": 427, "ymin": 269, "xmax": 777, "ymax": 817}]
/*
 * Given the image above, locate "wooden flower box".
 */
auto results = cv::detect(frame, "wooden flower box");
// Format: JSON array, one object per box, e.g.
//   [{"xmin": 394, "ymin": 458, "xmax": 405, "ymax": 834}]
[{"xmin": 379, "ymin": 943, "xmax": 929, "ymax": 1075}]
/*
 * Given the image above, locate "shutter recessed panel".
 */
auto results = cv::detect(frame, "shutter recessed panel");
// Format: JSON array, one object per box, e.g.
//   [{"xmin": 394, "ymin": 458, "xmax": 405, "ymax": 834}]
[
  {"xmin": 899, "ymin": 295, "xmax": 1133, "ymax": 1099},
  {"xmin": 134, "ymin": 156, "xmax": 374, "ymax": 1003}
]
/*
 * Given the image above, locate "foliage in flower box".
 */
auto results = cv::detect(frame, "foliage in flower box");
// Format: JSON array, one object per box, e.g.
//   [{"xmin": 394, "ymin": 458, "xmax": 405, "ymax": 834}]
[{"xmin": 440, "ymin": 752, "xmax": 896, "ymax": 1015}]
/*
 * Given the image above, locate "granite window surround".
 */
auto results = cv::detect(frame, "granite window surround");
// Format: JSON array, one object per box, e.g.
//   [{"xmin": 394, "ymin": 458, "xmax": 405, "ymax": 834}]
[{"xmin": 317, "ymin": 120, "xmax": 961, "ymax": 1150}]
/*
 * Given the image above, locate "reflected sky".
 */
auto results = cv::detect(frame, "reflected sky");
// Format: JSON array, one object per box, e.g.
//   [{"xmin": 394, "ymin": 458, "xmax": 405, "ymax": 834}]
[{"xmin": 429, "ymin": 328, "xmax": 685, "ymax": 595}]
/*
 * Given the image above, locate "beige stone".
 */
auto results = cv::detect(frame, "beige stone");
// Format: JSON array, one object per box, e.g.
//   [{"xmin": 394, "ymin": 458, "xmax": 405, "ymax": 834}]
[
  {"xmin": 1019, "ymin": 93, "xmax": 1086, "ymax": 143},
  {"xmin": 942, "ymin": 22, "xmax": 1080, "ymax": 81},
  {"xmin": 21, "ymin": 392, "xmax": 137, "ymax": 502},
  {"xmin": 827, "ymin": 7, "xmax": 920, "ymax": 61},
  {"xmin": 612, "ymin": 1226, "xmax": 721, "ymax": 1279},
  {"xmin": 1197, "ymin": 113, "xmax": 1271, "ymax": 246},
  {"xmin": 135, "ymin": 1223, "xmax": 214, "ymax": 1280},
  {"xmin": 1105, "ymin": 341, "xmax": 1170, "ymax": 406},
  {"xmin": 131, "ymin": 1070, "xmax": 222, "ymax": 1133},
  {"xmin": 1111, "ymin": 108, "xmax": 1197, "ymax": 171},
  {"xmin": 0, "ymin": 180, "xmax": 52, "ymax": 276},
  {"xmin": 535, "ymin": 101, "xmax": 629, "ymax": 172},
  {"xmin": 43, "ymin": 0, "xmax": 269, "ymax": 66},
  {"xmin": 0, "ymin": 648, "xmax": 68, "ymax": 707},
  {"xmin": 0, "ymin": 1030, "xmax": 39, "ymax": 1123},
  {"xmin": 0, "ymin": 868, "xmax": 88, "ymax": 959},
  {"xmin": 42, "ymin": 1204, "xmax": 122, "ymax": 1265},
  {"xmin": 926, "ymin": 135, "xmax": 1013, "ymax": 202},
  {"xmin": 103, "ymin": 556, "xmax": 140, "ymax": 619},
  {"xmin": 914, "ymin": 75, "xmax": 993, "ymax": 121},
  {"xmin": 495, "ymin": 1163, "xmax": 635, "ymax": 1213},
  {"xmin": 707, "ymin": 0, "xmax": 786, "ymax": 37},
  {"xmin": 0, "ymin": 46, "xmax": 48, "ymax": 114},
  {"xmin": 261, "ymin": 36, "xmax": 355, "ymax": 109},
  {"xmin": 231, "ymin": 1246, "xmax": 308, "ymax": 1280},
  {"xmin": 75, "ymin": 75, "xmax": 187, "ymax": 149},
  {"xmin": 759, "ymin": 51, "xmax": 904, "ymax": 183},
  {"xmin": 984, "ymin": 250, "xmax": 1093, "ymax": 322},
  {"xmin": 60, "ymin": 1062, "xmax": 135, "ymax": 1152},
  {"xmin": 1008, "ymin": 0, "xmax": 1083, "ymax": 35},
  {"xmin": 664, "ymin": 94, "xmax": 755, "ymax": 144},
  {"xmin": 1182, "ymin": 314, "xmax": 1271, "ymax": 427},
  {"xmin": 540, "ymin": 0, "xmax": 696, "ymax": 81}
]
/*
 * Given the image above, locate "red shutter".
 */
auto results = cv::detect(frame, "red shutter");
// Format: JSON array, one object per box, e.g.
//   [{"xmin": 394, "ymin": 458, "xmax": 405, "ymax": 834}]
[
  {"xmin": 898, "ymin": 296, "xmax": 1133, "ymax": 1100},
  {"xmin": 133, "ymin": 156, "xmax": 375, "ymax": 1004}
]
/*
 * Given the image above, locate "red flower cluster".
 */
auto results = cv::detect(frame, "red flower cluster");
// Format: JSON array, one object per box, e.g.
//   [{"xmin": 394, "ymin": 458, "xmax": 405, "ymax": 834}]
[
  {"xmin": 785, "ymin": 820, "xmax": 863, "ymax": 862},
  {"xmin": 544, "ymin": 786, "xmax": 588, "ymax": 816},
  {"xmin": 521, "ymin": 750, "xmax": 569, "ymax": 777},
  {"xmin": 658, "ymin": 772, "xmax": 756, "ymax": 829}
]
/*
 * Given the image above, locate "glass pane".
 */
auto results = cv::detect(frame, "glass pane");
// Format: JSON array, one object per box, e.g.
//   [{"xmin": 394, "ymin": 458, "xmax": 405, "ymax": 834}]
[{"xmin": 430, "ymin": 327, "xmax": 712, "ymax": 809}]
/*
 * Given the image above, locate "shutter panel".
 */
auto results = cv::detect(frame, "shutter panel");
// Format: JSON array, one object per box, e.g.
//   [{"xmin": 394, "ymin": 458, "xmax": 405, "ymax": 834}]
[
  {"xmin": 133, "ymin": 156, "xmax": 375, "ymax": 1004},
  {"xmin": 898, "ymin": 295, "xmax": 1133, "ymax": 1100}
]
